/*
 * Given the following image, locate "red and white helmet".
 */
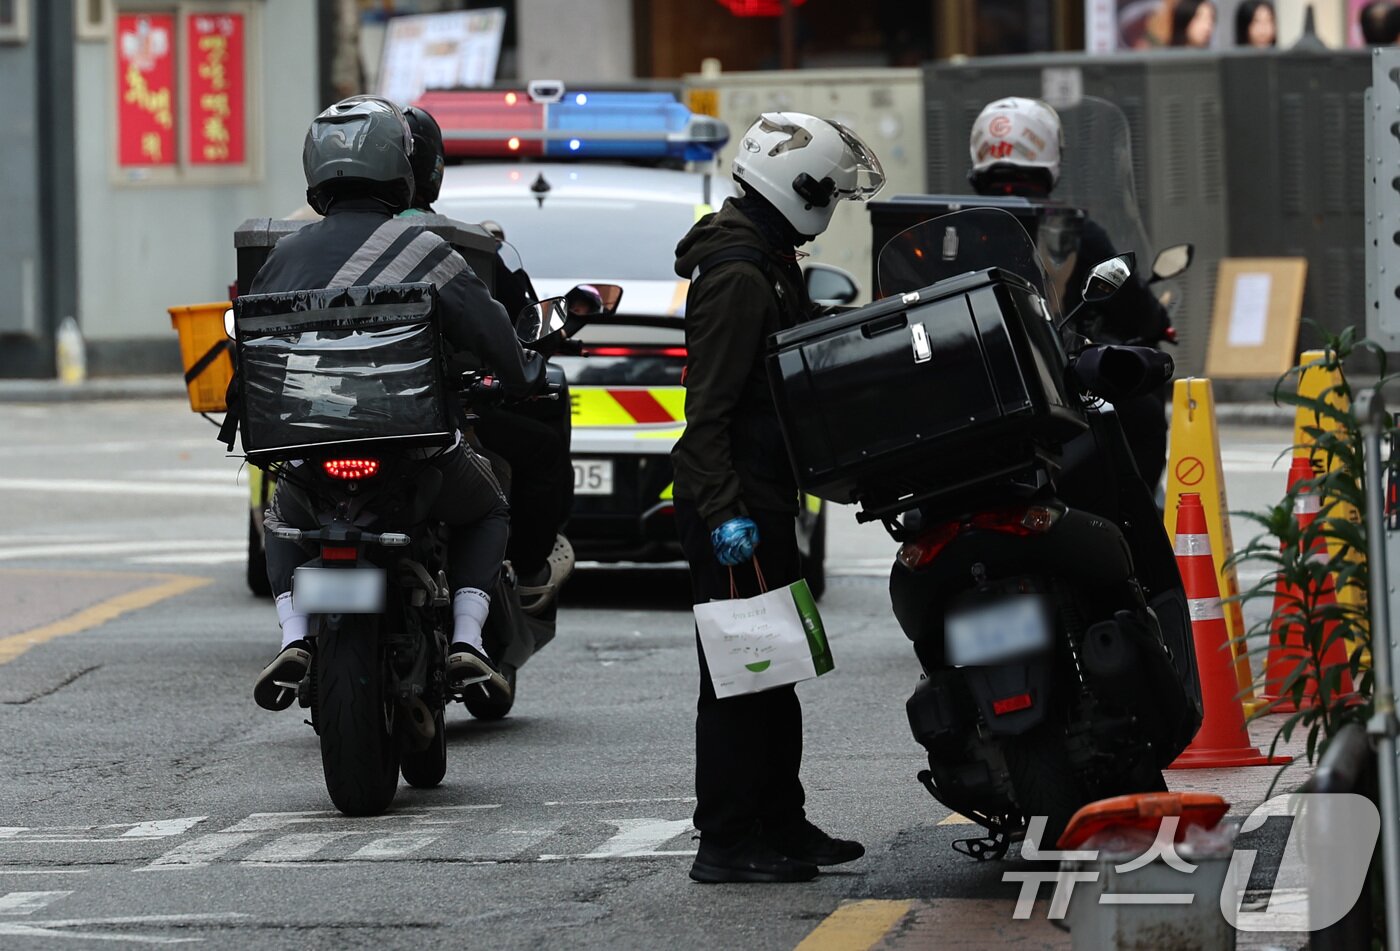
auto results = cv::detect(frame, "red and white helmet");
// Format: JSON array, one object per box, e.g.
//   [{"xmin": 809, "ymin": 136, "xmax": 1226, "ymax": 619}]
[
  {"xmin": 968, "ymin": 97, "xmax": 1063, "ymax": 190},
  {"xmin": 732, "ymin": 112, "xmax": 885, "ymax": 238}
]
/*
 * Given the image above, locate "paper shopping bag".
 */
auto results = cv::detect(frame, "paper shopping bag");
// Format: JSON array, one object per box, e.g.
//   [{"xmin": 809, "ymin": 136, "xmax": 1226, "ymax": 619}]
[{"xmin": 694, "ymin": 572, "xmax": 835, "ymax": 699}]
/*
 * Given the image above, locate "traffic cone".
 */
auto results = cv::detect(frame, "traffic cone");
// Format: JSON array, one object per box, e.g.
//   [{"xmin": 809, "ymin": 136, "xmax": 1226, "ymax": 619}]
[
  {"xmin": 1170, "ymin": 493, "xmax": 1291, "ymax": 769},
  {"xmin": 1256, "ymin": 456, "xmax": 1358, "ymax": 711}
]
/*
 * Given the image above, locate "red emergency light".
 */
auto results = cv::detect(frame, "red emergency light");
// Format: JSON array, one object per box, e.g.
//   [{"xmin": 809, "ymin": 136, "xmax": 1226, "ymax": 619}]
[{"xmin": 715, "ymin": 0, "xmax": 808, "ymax": 16}]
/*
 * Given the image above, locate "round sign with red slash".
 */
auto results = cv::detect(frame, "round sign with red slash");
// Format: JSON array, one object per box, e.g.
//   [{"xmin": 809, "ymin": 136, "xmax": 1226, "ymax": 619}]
[
  {"xmin": 1175, "ymin": 455, "xmax": 1205, "ymax": 487},
  {"xmin": 988, "ymin": 115, "xmax": 1013, "ymax": 137}
]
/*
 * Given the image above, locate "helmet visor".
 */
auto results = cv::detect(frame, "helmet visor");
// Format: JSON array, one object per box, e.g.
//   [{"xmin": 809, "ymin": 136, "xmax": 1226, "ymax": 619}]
[{"xmin": 830, "ymin": 121, "xmax": 885, "ymax": 201}]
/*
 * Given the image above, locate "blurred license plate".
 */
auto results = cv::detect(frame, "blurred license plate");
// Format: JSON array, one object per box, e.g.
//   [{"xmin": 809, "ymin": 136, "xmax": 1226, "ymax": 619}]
[
  {"xmin": 945, "ymin": 597, "xmax": 1050, "ymax": 667},
  {"xmin": 293, "ymin": 567, "xmax": 385, "ymax": 614},
  {"xmin": 573, "ymin": 460, "xmax": 613, "ymax": 496}
]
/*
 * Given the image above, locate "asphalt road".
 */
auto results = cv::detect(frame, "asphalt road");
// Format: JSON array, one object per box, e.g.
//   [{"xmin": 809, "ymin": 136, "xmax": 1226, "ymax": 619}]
[{"xmin": 0, "ymin": 400, "xmax": 1309, "ymax": 949}]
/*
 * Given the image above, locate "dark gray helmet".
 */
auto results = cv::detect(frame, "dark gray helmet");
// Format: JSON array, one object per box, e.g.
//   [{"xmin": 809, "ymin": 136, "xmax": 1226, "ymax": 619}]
[{"xmin": 303, "ymin": 95, "xmax": 415, "ymax": 214}]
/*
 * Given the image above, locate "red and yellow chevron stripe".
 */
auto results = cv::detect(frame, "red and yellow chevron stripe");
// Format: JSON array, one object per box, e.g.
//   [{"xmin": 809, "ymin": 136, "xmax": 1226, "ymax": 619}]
[{"xmin": 571, "ymin": 386, "xmax": 686, "ymax": 428}]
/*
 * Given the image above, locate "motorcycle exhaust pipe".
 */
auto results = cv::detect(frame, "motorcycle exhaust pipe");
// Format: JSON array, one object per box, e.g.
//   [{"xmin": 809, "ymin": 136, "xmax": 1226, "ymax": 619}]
[{"xmin": 404, "ymin": 694, "xmax": 437, "ymax": 745}]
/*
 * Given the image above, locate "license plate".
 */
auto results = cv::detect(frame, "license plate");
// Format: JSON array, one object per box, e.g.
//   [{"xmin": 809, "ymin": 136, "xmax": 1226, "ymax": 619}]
[
  {"xmin": 945, "ymin": 597, "xmax": 1051, "ymax": 667},
  {"xmin": 292, "ymin": 567, "xmax": 386, "ymax": 614},
  {"xmin": 573, "ymin": 459, "xmax": 614, "ymax": 496}
]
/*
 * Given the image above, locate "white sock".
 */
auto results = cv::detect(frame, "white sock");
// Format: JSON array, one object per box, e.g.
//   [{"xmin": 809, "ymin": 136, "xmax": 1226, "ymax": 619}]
[
  {"xmin": 275, "ymin": 592, "xmax": 309, "ymax": 649},
  {"xmin": 452, "ymin": 587, "xmax": 491, "ymax": 651}
]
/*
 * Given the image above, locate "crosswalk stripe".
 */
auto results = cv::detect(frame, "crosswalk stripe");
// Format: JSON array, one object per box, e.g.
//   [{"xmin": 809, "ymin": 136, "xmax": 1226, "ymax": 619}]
[
  {"xmin": 547, "ymin": 818, "xmax": 694, "ymax": 860},
  {"xmin": 0, "ymin": 477, "xmax": 245, "ymax": 498},
  {"xmin": 120, "ymin": 818, "xmax": 206, "ymax": 839},
  {"xmin": 0, "ymin": 891, "xmax": 71, "ymax": 915},
  {"xmin": 242, "ymin": 832, "xmax": 353, "ymax": 863},
  {"xmin": 462, "ymin": 828, "xmax": 561, "ymax": 861},
  {"xmin": 349, "ymin": 835, "xmax": 438, "ymax": 860},
  {"xmin": 143, "ymin": 832, "xmax": 259, "ymax": 869}
]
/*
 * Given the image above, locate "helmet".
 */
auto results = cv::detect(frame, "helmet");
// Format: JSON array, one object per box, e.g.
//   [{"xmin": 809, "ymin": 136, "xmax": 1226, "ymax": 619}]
[
  {"xmin": 968, "ymin": 97, "xmax": 1063, "ymax": 193},
  {"xmin": 403, "ymin": 105, "xmax": 445, "ymax": 209},
  {"xmin": 731, "ymin": 112, "xmax": 885, "ymax": 238},
  {"xmin": 303, "ymin": 95, "xmax": 415, "ymax": 215}
]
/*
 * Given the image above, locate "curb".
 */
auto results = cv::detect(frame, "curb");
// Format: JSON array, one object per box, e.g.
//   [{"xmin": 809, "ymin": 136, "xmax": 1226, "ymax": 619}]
[{"xmin": 0, "ymin": 377, "xmax": 188, "ymax": 404}]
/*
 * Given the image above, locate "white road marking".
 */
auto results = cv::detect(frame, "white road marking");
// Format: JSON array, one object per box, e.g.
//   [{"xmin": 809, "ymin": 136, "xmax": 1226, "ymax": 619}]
[
  {"xmin": 0, "ymin": 870, "xmax": 89, "ymax": 876},
  {"xmin": 142, "ymin": 833, "xmax": 260, "ymax": 869},
  {"xmin": 542, "ymin": 818, "xmax": 694, "ymax": 861},
  {"xmin": 130, "ymin": 469, "xmax": 245, "ymax": 484},
  {"xmin": 348, "ymin": 834, "xmax": 438, "ymax": 860},
  {"xmin": 0, "ymin": 540, "xmax": 241, "ymax": 562},
  {"xmin": 0, "ymin": 891, "xmax": 70, "ymax": 915},
  {"xmin": 121, "ymin": 818, "xmax": 206, "ymax": 839},
  {"xmin": 543, "ymin": 797, "xmax": 696, "ymax": 806},
  {"xmin": 242, "ymin": 832, "xmax": 353, "ymax": 864},
  {"xmin": 0, "ymin": 439, "xmax": 210, "ymax": 458},
  {"xmin": 0, "ymin": 912, "xmax": 248, "ymax": 944},
  {"xmin": 0, "ymin": 477, "xmax": 245, "ymax": 498}
]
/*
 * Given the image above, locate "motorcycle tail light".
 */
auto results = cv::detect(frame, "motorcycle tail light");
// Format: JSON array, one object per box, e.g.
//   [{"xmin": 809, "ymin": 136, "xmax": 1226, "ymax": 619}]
[
  {"xmin": 896, "ymin": 521, "xmax": 960, "ymax": 571},
  {"xmin": 322, "ymin": 458, "xmax": 380, "ymax": 480},
  {"xmin": 967, "ymin": 504, "xmax": 1062, "ymax": 537},
  {"xmin": 992, "ymin": 693, "xmax": 1033, "ymax": 716},
  {"xmin": 321, "ymin": 545, "xmax": 358, "ymax": 562}
]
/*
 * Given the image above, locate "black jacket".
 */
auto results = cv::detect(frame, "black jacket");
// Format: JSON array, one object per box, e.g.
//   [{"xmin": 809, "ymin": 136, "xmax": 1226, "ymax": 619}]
[
  {"xmin": 671, "ymin": 199, "xmax": 810, "ymax": 530},
  {"xmin": 251, "ymin": 200, "xmax": 542, "ymax": 392}
]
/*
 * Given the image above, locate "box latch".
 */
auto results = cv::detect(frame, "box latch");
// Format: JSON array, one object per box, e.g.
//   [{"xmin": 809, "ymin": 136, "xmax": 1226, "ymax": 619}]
[{"xmin": 910, "ymin": 322, "xmax": 932, "ymax": 364}]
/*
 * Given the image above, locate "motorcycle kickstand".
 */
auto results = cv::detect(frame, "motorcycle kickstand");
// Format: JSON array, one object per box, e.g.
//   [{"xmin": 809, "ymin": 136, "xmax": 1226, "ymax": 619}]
[{"xmin": 951, "ymin": 831, "xmax": 1011, "ymax": 862}]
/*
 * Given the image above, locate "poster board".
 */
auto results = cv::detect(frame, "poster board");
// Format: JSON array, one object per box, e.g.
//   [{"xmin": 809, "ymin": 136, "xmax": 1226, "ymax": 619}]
[
  {"xmin": 377, "ymin": 9, "xmax": 505, "ymax": 105},
  {"xmin": 1204, "ymin": 257, "xmax": 1308, "ymax": 379}
]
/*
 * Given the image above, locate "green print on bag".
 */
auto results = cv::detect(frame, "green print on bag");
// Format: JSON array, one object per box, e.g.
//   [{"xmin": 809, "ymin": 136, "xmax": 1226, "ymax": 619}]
[
  {"xmin": 745, "ymin": 661, "xmax": 772, "ymax": 672},
  {"xmin": 789, "ymin": 579, "xmax": 834, "ymax": 676}
]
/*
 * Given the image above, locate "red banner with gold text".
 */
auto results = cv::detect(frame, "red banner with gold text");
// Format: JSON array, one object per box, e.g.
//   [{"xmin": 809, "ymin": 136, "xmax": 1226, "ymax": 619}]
[
  {"xmin": 116, "ymin": 13, "xmax": 176, "ymax": 167},
  {"xmin": 187, "ymin": 13, "xmax": 246, "ymax": 165}
]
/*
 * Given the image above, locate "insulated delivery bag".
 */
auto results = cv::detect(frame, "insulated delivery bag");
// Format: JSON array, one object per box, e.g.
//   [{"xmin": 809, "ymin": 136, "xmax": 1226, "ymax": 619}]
[{"xmin": 232, "ymin": 282, "xmax": 455, "ymax": 461}]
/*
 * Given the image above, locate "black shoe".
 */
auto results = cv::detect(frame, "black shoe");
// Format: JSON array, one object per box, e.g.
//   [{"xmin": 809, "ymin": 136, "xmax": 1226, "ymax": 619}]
[
  {"xmin": 763, "ymin": 818, "xmax": 865, "ymax": 867},
  {"xmin": 447, "ymin": 642, "xmax": 510, "ymax": 698},
  {"xmin": 253, "ymin": 640, "xmax": 311, "ymax": 712},
  {"xmin": 689, "ymin": 837, "xmax": 819, "ymax": 884}
]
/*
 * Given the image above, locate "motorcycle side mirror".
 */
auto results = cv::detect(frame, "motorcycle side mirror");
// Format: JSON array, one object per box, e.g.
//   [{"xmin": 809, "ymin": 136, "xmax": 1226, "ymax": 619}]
[
  {"xmin": 804, "ymin": 263, "xmax": 860, "ymax": 306},
  {"xmin": 1070, "ymin": 343, "xmax": 1174, "ymax": 404},
  {"xmin": 1081, "ymin": 252, "xmax": 1136, "ymax": 304},
  {"xmin": 516, "ymin": 297, "xmax": 569, "ymax": 345},
  {"xmin": 1151, "ymin": 243, "xmax": 1193, "ymax": 282},
  {"xmin": 223, "ymin": 308, "xmax": 236, "ymax": 340},
  {"xmin": 563, "ymin": 283, "xmax": 624, "ymax": 319}
]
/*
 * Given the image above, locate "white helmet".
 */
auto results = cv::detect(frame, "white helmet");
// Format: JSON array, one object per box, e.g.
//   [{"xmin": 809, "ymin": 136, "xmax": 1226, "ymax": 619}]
[
  {"xmin": 968, "ymin": 97, "xmax": 1063, "ymax": 191},
  {"xmin": 731, "ymin": 112, "xmax": 885, "ymax": 238}
]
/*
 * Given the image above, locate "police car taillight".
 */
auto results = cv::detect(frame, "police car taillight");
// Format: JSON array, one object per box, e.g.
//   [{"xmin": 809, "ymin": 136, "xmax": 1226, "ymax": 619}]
[
  {"xmin": 418, "ymin": 85, "xmax": 729, "ymax": 163},
  {"xmin": 587, "ymin": 346, "xmax": 687, "ymax": 359}
]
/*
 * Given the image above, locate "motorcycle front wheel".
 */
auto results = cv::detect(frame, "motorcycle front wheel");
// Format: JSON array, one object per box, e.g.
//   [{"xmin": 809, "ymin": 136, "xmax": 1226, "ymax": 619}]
[{"xmin": 316, "ymin": 615, "xmax": 400, "ymax": 816}]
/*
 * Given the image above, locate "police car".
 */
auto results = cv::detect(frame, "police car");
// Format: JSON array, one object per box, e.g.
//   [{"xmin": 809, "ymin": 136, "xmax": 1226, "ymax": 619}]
[{"xmin": 424, "ymin": 82, "xmax": 830, "ymax": 594}]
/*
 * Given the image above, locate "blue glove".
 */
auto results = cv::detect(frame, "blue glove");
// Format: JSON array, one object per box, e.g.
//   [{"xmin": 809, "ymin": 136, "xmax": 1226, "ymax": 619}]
[{"xmin": 710, "ymin": 517, "xmax": 760, "ymax": 567}]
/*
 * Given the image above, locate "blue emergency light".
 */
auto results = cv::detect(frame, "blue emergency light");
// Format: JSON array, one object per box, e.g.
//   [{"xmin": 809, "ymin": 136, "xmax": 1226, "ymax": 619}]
[{"xmin": 420, "ymin": 84, "xmax": 729, "ymax": 163}]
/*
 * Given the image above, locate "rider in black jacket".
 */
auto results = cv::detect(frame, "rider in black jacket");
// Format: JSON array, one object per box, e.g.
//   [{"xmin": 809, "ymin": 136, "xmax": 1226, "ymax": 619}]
[
  {"xmin": 250, "ymin": 96, "xmax": 544, "ymax": 712},
  {"xmin": 968, "ymin": 97, "xmax": 1172, "ymax": 491}
]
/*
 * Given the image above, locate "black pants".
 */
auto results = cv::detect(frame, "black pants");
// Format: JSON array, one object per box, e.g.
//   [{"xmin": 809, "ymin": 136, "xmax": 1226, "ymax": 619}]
[
  {"xmin": 674, "ymin": 499, "xmax": 806, "ymax": 845},
  {"xmin": 473, "ymin": 404, "xmax": 570, "ymax": 577}
]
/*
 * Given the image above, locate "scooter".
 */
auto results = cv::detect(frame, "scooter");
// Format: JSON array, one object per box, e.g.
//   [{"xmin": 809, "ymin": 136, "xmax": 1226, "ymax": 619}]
[{"xmin": 877, "ymin": 211, "xmax": 1203, "ymax": 856}]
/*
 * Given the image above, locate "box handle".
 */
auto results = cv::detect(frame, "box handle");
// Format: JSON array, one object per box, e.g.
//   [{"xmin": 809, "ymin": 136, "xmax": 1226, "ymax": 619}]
[{"xmin": 861, "ymin": 313, "xmax": 908, "ymax": 338}]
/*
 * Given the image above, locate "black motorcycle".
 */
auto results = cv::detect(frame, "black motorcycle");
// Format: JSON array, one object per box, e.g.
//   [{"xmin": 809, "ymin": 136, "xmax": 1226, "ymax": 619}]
[
  {"xmin": 881, "ymin": 210, "xmax": 1203, "ymax": 856},
  {"xmin": 230, "ymin": 283, "xmax": 591, "ymax": 816}
]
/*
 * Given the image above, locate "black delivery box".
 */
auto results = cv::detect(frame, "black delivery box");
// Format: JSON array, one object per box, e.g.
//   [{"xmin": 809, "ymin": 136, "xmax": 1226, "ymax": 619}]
[{"xmin": 767, "ymin": 268, "xmax": 1085, "ymax": 517}]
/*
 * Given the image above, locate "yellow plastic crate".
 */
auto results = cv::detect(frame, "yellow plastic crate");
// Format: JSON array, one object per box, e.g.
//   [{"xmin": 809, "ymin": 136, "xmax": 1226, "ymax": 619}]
[{"xmin": 168, "ymin": 301, "xmax": 233, "ymax": 413}]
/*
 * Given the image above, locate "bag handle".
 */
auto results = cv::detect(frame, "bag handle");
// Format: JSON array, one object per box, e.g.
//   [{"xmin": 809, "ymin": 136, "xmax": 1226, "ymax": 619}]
[{"xmin": 726, "ymin": 557, "xmax": 768, "ymax": 598}]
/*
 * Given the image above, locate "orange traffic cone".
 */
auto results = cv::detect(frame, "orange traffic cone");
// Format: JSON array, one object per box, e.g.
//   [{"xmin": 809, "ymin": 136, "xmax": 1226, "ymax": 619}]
[
  {"xmin": 1257, "ymin": 456, "xmax": 1358, "ymax": 711},
  {"xmin": 1170, "ymin": 493, "xmax": 1291, "ymax": 769}
]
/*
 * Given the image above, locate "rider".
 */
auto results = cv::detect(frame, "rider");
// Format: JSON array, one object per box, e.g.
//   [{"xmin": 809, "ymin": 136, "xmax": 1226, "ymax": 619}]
[
  {"xmin": 398, "ymin": 103, "xmax": 575, "ymax": 613},
  {"xmin": 250, "ymin": 95, "xmax": 545, "ymax": 711},
  {"xmin": 672, "ymin": 112, "xmax": 883, "ymax": 883},
  {"xmin": 967, "ymin": 96, "xmax": 1172, "ymax": 491}
]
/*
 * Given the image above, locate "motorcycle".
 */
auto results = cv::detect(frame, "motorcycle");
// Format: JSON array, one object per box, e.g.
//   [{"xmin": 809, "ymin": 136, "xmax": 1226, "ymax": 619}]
[
  {"xmin": 230, "ymin": 284, "xmax": 597, "ymax": 816},
  {"xmin": 875, "ymin": 208, "xmax": 1203, "ymax": 857}
]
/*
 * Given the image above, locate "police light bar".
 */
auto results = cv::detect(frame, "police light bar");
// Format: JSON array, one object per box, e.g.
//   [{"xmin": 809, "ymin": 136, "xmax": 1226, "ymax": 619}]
[{"xmin": 415, "ymin": 83, "xmax": 729, "ymax": 162}]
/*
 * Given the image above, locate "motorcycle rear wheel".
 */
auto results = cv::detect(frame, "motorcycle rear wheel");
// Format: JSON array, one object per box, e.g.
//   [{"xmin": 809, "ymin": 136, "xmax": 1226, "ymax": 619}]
[
  {"xmin": 1002, "ymin": 724, "xmax": 1090, "ymax": 852},
  {"xmin": 316, "ymin": 616, "xmax": 400, "ymax": 816}
]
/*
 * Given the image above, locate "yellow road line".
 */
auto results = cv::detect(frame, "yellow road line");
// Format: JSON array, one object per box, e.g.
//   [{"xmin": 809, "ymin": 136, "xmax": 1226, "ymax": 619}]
[
  {"xmin": 0, "ymin": 574, "xmax": 210, "ymax": 665},
  {"xmin": 795, "ymin": 900, "xmax": 913, "ymax": 951},
  {"xmin": 937, "ymin": 813, "xmax": 975, "ymax": 826}
]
